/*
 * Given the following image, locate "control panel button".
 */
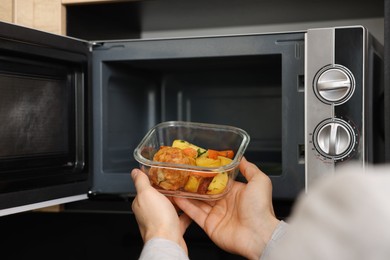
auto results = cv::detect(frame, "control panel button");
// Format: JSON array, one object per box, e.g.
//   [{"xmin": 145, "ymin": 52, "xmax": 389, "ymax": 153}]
[
  {"xmin": 314, "ymin": 118, "xmax": 356, "ymax": 160},
  {"xmin": 314, "ymin": 65, "xmax": 355, "ymax": 105}
]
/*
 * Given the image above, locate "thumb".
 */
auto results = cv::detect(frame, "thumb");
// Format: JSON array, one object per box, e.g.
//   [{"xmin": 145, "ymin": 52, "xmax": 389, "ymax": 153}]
[
  {"xmin": 239, "ymin": 157, "xmax": 266, "ymax": 182},
  {"xmin": 131, "ymin": 168, "xmax": 151, "ymax": 193}
]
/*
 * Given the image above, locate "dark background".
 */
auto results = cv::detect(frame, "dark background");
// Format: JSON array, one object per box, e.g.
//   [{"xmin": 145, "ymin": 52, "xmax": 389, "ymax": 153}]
[{"xmin": 0, "ymin": 198, "xmax": 293, "ymax": 260}]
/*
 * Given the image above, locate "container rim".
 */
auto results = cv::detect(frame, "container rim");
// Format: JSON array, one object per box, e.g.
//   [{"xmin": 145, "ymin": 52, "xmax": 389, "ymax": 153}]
[{"xmin": 133, "ymin": 121, "xmax": 250, "ymax": 171}]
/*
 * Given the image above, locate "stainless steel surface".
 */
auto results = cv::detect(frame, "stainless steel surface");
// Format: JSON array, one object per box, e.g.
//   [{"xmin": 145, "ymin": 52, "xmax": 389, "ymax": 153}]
[
  {"xmin": 314, "ymin": 119, "xmax": 355, "ymax": 159},
  {"xmin": 305, "ymin": 26, "xmax": 368, "ymax": 192},
  {"xmin": 305, "ymin": 28, "xmax": 336, "ymax": 192},
  {"xmin": 314, "ymin": 65, "xmax": 355, "ymax": 104}
]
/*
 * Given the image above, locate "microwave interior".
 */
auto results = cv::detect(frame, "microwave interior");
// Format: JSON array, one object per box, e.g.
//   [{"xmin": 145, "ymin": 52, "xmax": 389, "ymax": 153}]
[{"xmin": 91, "ymin": 33, "xmax": 306, "ymax": 199}]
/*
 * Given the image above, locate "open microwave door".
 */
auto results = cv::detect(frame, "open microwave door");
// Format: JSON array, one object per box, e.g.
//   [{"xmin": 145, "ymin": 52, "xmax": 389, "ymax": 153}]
[{"xmin": 0, "ymin": 22, "xmax": 90, "ymax": 216}]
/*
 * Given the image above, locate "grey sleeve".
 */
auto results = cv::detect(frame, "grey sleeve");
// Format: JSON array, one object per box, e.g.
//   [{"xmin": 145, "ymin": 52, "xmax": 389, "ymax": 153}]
[
  {"xmin": 259, "ymin": 220, "xmax": 289, "ymax": 260},
  {"xmin": 138, "ymin": 238, "xmax": 189, "ymax": 260},
  {"xmin": 260, "ymin": 164, "xmax": 390, "ymax": 260}
]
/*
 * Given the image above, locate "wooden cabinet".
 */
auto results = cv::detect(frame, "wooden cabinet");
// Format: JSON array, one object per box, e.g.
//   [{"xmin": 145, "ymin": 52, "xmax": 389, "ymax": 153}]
[
  {"xmin": 0, "ymin": 0, "xmax": 13, "ymax": 23},
  {"xmin": 0, "ymin": 0, "xmax": 65, "ymax": 35}
]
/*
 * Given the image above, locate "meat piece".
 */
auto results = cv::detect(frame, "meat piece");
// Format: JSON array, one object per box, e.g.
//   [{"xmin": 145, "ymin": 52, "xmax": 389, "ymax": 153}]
[
  {"xmin": 197, "ymin": 177, "xmax": 213, "ymax": 194},
  {"xmin": 150, "ymin": 147, "xmax": 196, "ymax": 190}
]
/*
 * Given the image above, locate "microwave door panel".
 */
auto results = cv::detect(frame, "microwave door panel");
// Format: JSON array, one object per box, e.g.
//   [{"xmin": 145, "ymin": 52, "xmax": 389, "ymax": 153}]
[{"xmin": 0, "ymin": 22, "xmax": 90, "ymax": 215}]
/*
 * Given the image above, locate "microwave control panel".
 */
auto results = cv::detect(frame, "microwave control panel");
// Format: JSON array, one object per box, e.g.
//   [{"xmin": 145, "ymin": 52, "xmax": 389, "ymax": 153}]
[{"xmin": 305, "ymin": 26, "xmax": 367, "ymax": 191}]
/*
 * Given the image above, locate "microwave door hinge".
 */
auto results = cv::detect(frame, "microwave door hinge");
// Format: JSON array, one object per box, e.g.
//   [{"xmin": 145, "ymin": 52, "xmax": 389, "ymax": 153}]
[{"xmin": 88, "ymin": 42, "xmax": 103, "ymax": 52}]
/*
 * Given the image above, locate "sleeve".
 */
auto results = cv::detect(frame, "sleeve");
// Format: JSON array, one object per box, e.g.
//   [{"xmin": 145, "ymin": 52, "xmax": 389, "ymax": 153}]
[
  {"xmin": 259, "ymin": 220, "xmax": 289, "ymax": 260},
  {"xmin": 138, "ymin": 238, "xmax": 189, "ymax": 260},
  {"xmin": 263, "ymin": 164, "xmax": 390, "ymax": 260}
]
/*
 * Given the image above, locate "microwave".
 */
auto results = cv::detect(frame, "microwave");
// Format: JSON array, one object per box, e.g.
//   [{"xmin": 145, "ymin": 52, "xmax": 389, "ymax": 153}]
[{"xmin": 0, "ymin": 22, "xmax": 388, "ymax": 216}]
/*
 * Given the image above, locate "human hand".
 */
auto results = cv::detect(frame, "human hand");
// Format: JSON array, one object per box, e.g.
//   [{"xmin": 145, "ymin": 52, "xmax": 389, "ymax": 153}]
[
  {"xmin": 131, "ymin": 168, "xmax": 192, "ymax": 253},
  {"xmin": 173, "ymin": 157, "xmax": 280, "ymax": 260}
]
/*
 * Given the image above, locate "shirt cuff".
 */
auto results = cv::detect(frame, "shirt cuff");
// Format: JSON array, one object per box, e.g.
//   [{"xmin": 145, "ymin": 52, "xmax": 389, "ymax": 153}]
[
  {"xmin": 260, "ymin": 220, "xmax": 289, "ymax": 260},
  {"xmin": 139, "ymin": 238, "xmax": 189, "ymax": 260}
]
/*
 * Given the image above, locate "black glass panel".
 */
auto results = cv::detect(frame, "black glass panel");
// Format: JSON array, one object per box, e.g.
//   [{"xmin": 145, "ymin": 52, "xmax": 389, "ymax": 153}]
[{"xmin": 0, "ymin": 74, "xmax": 68, "ymax": 158}]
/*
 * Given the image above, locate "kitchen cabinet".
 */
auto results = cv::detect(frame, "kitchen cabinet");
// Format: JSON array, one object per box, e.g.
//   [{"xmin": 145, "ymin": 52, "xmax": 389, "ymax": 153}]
[
  {"xmin": 0, "ymin": 0, "xmax": 13, "ymax": 23},
  {"xmin": 0, "ymin": 0, "xmax": 65, "ymax": 35}
]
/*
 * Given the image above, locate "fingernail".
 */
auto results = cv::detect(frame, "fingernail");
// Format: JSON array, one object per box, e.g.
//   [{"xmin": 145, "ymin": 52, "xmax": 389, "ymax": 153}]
[{"xmin": 131, "ymin": 169, "xmax": 139, "ymax": 179}]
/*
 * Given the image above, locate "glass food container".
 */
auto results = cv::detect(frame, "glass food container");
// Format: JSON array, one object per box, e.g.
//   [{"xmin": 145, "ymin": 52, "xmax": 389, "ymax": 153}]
[{"xmin": 133, "ymin": 121, "xmax": 250, "ymax": 200}]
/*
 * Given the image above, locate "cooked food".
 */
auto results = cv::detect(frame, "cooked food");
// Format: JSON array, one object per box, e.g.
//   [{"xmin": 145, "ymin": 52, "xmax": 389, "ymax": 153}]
[
  {"xmin": 184, "ymin": 175, "xmax": 202, "ymax": 193},
  {"xmin": 150, "ymin": 140, "xmax": 235, "ymax": 195},
  {"xmin": 150, "ymin": 146, "xmax": 195, "ymax": 190},
  {"xmin": 172, "ymin": 139, "xmax": 207, "ymax": 157},
  {"xmin": 195, "ymin": 156, "xmax": 222, "ymax": 167},
  {"xmin": 207, "ymin": 149, "xmax": 234, "ymax": 159},
  {"xmin": 207, "ymin": 172, "xmax": 228, "ymax": 194}
]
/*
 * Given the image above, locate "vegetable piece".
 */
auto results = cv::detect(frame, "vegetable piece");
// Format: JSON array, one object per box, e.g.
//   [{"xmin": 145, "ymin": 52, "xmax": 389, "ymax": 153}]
[
  {"xmin": 184, "ymin": 175, "xmax": 202, "ymax": 192},
  {"xmin": 172, "ymin": 139, "xmax": 206, "ymax": 157},
  {"xmin": 189, "ymin": 171, "xmax": 218, "ymax": 178},
  {"xmin": 196, "ymin": 156, "xmax": 221, "ymax": 167},
  {"xmin": 207, "ymin": 149, "xmax": 219, "ymax": 160},
  {"xmin": 218, "ymin": 156, "xmax": 233, "ymax": 166},
  {"xmin": 198, "ymin": 151, "xmax": 208, "ymax": 158},
  {"xmin": 182, "ymin": 147, "xmax": 198, "ymax": 158},
  {"xmin": 207, "ymin": 172, "xmax": 228, "ymax": 194},
  {"xmin": 207, "ymin": 149, "xmax": 234, "ymax": 159}
]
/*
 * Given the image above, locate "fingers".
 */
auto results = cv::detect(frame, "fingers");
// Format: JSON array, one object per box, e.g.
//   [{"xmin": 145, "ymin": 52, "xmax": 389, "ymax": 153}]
[
  {"xmin": 239, "ymin": 157, "xmax": 265, "ymax": 182},
  {"xmin": 179, "ymin": 213, "xmax": 193, "ymax": 235},
  {"xmin": 131, "ymin": 168, "xmax": 151, "ymax": 193},
  {"xmin": 239, "ymin": 157, "xmax": 273, "ymax": 196}
]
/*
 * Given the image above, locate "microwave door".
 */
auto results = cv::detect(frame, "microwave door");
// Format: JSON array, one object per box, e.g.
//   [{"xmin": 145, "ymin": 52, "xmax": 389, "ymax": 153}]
[{"xmin": 0, "ymin": 21, "xmax": 91, "ymax": 216}]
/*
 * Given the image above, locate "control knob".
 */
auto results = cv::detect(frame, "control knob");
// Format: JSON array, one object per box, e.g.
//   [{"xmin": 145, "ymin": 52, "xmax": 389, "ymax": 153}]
[
  {"xmin": 314, "ymin": 65, "xmax": 355, "ymax": 105},
  {"xmin": 314, "ymin": 118, "xmax": 356, "ymax": 160}
]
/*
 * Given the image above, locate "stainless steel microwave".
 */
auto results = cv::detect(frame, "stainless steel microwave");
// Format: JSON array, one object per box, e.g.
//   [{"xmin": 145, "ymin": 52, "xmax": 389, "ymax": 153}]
[{"xmin": 0, "ymin": 22, "xmax": 388, "ymax": 216}]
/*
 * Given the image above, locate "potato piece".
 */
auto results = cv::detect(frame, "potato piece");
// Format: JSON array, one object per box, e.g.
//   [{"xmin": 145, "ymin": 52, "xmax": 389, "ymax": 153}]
[
  {"xmin": 218, "ymin": 156, "xmax": 233, "ymax": 166},
  {"xmin": 172, "ymin": 140, "xmax": 206, "ymax": 157},
  {"xmin": 196, "ymin": 156, "xmax": 221, "ymax": 167},
  {"xmin": 184, "ymin": 175, "xmax": 202, "ymax": 192},
  {"xmin": 171, "ymin": 139, "xmax": 190, "ymax": 149},
  {"xmin": 207, "ymin": 172, "xmax": 228, "ymax": 194}
]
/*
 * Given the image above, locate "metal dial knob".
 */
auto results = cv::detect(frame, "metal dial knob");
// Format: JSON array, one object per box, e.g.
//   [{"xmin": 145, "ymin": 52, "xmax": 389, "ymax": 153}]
[
  {"xmin": 314, "ymin": 65, "xmax": 355, "ymax": 105},
  {"xmin": 314, "ymin": 119, "xmax": 355, "ymax": 159}
]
